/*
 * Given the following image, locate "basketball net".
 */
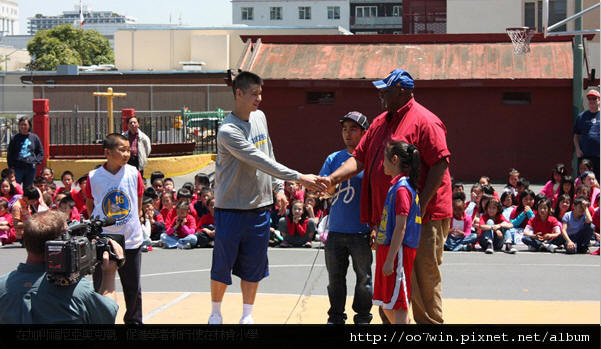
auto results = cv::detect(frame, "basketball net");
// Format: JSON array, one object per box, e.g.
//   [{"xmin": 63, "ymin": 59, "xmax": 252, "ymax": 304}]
[{"xmin": 506, "ymin": 27, "xmax": 535, "ymax": 55}]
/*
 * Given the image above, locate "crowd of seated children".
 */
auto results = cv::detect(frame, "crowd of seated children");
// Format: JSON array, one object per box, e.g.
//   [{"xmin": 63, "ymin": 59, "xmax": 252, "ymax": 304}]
[{"xmin": 450, "ymin": 164, "xmax": 600, "ymax": 255}]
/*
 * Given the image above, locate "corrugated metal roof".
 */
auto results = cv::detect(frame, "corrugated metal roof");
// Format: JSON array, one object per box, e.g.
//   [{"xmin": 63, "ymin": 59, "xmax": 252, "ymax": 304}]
[{"xmin": 239, "ymin": 41, "xmax": 573, "ymax": 81}]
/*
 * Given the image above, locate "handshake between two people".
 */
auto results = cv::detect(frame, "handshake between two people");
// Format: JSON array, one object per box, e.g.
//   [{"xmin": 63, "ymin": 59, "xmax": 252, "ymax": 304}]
[{"xmin": 274, "ymin": 175, "xmax": 338, "ymax": 216}]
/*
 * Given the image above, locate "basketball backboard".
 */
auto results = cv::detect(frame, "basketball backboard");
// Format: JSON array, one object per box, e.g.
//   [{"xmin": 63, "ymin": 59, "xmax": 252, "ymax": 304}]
[{"xmin": 543, "ymin": 0, "xmax": 600, "ymax": 37}]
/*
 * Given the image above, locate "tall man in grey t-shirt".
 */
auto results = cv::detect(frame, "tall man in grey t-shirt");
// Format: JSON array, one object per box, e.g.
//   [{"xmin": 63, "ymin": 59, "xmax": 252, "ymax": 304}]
[{"xmin": 208, "ymin": 71, "xmax": 323, "ymax": 324}]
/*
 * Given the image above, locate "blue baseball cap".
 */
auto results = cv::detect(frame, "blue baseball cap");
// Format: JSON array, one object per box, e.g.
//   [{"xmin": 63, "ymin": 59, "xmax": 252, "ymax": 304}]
[{"xmin": 372, "ymin": 68, "xmax": 414, "ymax": 90}]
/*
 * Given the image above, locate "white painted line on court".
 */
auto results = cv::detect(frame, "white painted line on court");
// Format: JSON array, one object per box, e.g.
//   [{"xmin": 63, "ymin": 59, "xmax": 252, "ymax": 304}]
[
  {"xmin": 143, "ymin": 292, "xmax": 192, "ymax": 322},
  {"xmin": 120, "ymin": 264, "xmax": 327, "ymax": 279},
  {"xmin": 118, "ymin": 262, "xmax": 597, "ymax": 280},
  {"xmin": 443, "ymin": 263, "xmax": 599, "ymax": 268}
]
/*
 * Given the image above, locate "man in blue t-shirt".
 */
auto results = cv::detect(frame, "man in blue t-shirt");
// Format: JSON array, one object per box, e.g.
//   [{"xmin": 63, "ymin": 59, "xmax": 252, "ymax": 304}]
[
  {"xmin": 574, "ymin": 89, "xmax": 600, "ymax": 180},
  {"xmin": 319, "ymin": 111, "xmax": 373, "ymax": 324}
]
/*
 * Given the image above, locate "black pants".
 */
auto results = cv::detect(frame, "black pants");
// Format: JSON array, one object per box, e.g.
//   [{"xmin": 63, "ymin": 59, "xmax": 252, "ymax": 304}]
[
  {"xmin": 94, "ymin": 247, "xmax": 143, "ymax": 324},
  {"xmin": 324, "ymin": 232, "xmax": 373, "ymax": 324}
]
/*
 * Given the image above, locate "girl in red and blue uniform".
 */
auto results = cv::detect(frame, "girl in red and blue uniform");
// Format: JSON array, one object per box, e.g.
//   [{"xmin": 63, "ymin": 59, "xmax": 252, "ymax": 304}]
[{"xmin": 373, "ymin": 140, "xmax": 421, "ymax": 324}]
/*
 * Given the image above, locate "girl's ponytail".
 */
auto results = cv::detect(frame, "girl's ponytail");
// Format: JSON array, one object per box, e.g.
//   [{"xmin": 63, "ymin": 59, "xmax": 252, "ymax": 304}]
[
  {"xmin": 385, "ymin": 141, "xmax": 421, "ymax": 192},
  {"xmin": 407, "ymin": 144, "xmax": 421, "ymax": 191}
]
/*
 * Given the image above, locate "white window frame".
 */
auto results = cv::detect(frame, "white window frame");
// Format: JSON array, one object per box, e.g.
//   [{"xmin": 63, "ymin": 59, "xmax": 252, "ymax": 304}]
[
  {"xmin": 392, "ymin": 5, "xmax": 402, "ymax": 17},
  {"xmin": 356, "ymin": 6, "xmax": 377, "ymax": 18},
  {"xmin": 523, "ymin": 0, "xmax": 567, "ymax": 32},
  {"xmin": 270, "ymin": 7, "xmax": 282, "ymax": 20},
  {"xmin": 299, "ymin": 6, "xmax": 311, "ymax": 20},
  {"xmin": 241, "ymin": 7, "xmax": 254, "ymax": 21},
  {"xmin": 328, "ymin": 6, "xmax": 340, "ymax": 20}
]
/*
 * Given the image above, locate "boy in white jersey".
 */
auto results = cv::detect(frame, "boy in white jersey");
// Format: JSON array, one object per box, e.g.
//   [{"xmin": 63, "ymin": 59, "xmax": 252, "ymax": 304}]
[{"xmin": 85, "ymin": 133, "xmax": 145, "ymax": 324}]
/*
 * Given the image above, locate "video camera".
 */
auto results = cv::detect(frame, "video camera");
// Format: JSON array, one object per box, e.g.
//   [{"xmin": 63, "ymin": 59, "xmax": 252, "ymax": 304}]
[{"xmin": 45, "ymin": 216, "xmax": 125, "ymax": 286}]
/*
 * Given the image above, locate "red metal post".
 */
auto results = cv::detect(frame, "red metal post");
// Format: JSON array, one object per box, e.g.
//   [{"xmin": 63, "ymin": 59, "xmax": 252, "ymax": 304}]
[
  {"xmin": 122, "ymin": 108, "xmax": 135, "ymax": 132},
  {"xmin": 32, "ymin": 99, "xmax": 50, "ymax": 175}
]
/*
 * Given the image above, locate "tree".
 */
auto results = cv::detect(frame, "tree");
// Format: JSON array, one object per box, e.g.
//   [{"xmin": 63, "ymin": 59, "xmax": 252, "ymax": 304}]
[{"xmin": 27, "ymin": 24, "xmax": 114, "ymax": 71}]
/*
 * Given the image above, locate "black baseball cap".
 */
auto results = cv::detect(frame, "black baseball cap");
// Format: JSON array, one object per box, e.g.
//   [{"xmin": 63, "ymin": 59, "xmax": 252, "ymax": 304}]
[{"xmin": 340, "ymin": 111, "xmax": 369, "ymax": 130}]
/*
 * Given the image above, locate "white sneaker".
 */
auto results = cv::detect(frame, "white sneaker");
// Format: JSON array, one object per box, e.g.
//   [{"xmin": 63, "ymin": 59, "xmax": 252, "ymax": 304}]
[
  {"xmin": 239, "ymin": 315, "xmax": 254, "ymax": 324},
  {"xmin": 208, "ymin": 313, "xmax": 223, "ymax": 324},
  {"xmin": 485, "ymin": 247, "xmax": 494, "ymax": 254},
  {"xmin": 546, "ymin": 244, "xmax": 558, "ymax": 253}
]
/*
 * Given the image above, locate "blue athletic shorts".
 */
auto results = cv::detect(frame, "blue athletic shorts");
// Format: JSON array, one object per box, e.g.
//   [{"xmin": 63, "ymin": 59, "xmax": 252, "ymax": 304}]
[{"xmin": 211, "ymin": 208, "xmax": 271, "ymax": 284}]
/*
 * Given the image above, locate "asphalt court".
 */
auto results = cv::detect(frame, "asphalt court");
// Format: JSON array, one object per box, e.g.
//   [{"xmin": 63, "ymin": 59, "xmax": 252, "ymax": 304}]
[{"xmin": 1, "ymin": 245, "xmax": 598, "ymax": 324}]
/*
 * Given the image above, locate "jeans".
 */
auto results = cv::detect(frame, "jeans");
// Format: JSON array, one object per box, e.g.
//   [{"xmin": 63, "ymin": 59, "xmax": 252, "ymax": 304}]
[
  {"xmin": 14, "ymin": 165, "xmax": 36, "ymax": 188},
  {"xmin": 160, "ymin": 233, "xmax": 198, "ymax": 248},
  {"xmin": 479, "ymin": 228, "xmax": 511, "ymax": 251},
  {"xmin": 324, "ymin": 232, "xmax": 373, "ymax": 324},
  {"xmin": 522, "ymin": 235, "xmax": 564, "ymax": 250},
  {"xmin": 555, "ymin": 223, "xmax": 594, "ymax": 254},
  {"xmin": 444, "ymin": 233, "xmax": 478, "ymax": 251}
]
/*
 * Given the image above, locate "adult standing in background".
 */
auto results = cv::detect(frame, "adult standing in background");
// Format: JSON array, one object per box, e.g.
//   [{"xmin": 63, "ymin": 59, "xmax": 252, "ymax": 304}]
[
  {"xmin": 7, "ymin": 117, "xmax": 44, "ymax": 188},
  {"xmin": 574, "ymin": 89, "xmax": 600, "ymax": 181},
  {"xmin": 320, "ymin": 69, "xmax": 452, "ymax": 324},
  {"xmin": 123, "ymin": 116, "xmax": 152, "ymax": 176}
]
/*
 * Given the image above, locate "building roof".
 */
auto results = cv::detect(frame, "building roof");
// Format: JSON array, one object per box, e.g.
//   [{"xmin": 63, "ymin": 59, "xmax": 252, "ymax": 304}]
[{"xmin": 237, "ymin": 34, "xmax": 576, "ymax": 83}]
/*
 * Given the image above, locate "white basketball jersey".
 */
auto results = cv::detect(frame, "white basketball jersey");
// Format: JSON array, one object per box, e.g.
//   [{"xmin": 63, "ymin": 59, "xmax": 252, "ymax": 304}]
[{"xmin": 88, "ymin": 164, "xmax": 143, "ymax": 249}]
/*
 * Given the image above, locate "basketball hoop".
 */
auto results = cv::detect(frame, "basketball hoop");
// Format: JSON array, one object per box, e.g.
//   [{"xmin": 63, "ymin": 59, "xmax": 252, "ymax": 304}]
[{"xmin": 506, "ymin": 27, "xmax": 535, "ymax": 55}]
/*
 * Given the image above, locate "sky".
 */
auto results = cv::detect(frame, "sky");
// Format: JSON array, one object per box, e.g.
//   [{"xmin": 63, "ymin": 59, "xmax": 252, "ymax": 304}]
[{"xmin": 16, "ymin": 0, "xmax": 233, "ymax": 35}]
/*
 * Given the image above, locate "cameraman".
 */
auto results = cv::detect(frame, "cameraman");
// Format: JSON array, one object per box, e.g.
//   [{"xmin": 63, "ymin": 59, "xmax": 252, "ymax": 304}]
[{"xmin": 0, "ymin": 210, "xmax": 122, "ymax": 324}]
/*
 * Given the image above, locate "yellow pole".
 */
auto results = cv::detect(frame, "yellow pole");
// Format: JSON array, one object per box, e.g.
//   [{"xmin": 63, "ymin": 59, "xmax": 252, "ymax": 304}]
[
  {"xmin": 107, "ymin": 87, "xmax": 114, "ymax": 133},
  {"xmin": 93, "ymin": 87, "xmax": 127, "ymax": 135}
]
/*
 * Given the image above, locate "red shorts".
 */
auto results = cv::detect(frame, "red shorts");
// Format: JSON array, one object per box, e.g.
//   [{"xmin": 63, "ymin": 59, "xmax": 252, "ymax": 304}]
[{"xmin": 373, "ymin": 244, "xmax": 417, "ymax": 310}]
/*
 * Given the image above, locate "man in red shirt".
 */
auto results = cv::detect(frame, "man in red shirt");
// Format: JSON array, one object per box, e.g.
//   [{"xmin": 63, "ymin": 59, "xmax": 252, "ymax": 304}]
[{"xmin": 320, "ymin": 68, "xmax": 452, "ymax": 324}]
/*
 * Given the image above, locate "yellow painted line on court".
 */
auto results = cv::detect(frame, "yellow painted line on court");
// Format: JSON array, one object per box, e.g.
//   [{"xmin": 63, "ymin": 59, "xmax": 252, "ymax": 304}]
[{"xmin": 113, "ymin": 293, "xmax": 600, "ymax": 325}]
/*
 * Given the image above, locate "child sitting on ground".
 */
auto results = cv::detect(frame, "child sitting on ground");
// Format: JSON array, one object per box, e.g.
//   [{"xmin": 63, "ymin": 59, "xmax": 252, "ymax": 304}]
[
  {"xmin": 71, "ymin": 176, "xmax": 88, "ymax": 219},
  {"xmin": 553, "ymin": 194, "xmax": 572, "ymax": 221},
  {"xmin": 500, "ymin": 191, "xmax": 515, "ymax": 221},
  {"xmin": 541, "ymin": 164, "xmax": 567, "ymax": 201},
  {"xmin": 160, "ymin": 201, "xmax": 197, "ymax": 249},
  {"xmin": 477, "ymin": 197, "xmax": 514, "ymax": 254},
  {"xmin": 160, "ymin": 191, "xmax": 176, "ymax": 226},
  {"xmin": 194, "ymin": 187, "xmax": 213, "ymax": 219},
  {"xmin": 591, "ymin": 207, "xmax": 600, "ymax": 255},
  {"xmin": 140, "ymin": 196, "xmax": 166, "ymax": 252},
  {"xmin": 196, "ymin": 197, "xmax": 216, "ymax": 248},
  {"xmin": 445, "ymin": 192, "xmax": 476, "ymax": 251},
  {"xmin": 54, "ymin": 170, "xmax": 74, "ymax": 199},
  {"xmin": 279, "ymin": 200, "xmax": 316, "ymax": 248},
  {"xmin": 57, "ymin": 195, "xmax": 80, "ymax": 223},
  {"xmin": 522, "ymin": 197, "xmax": 563, "ymax": 252},
  {"xmin": 465, "ymin": 184, "xmax": 483, "ymax": 224},
  {"xmin": 504, "ymin": 168, "xmax": 520, "ymax": 201},
  {"xmin": 304, "ymin": 192, "xmax": 323, "ymax": 223},
  {"xmin": 558, "ymin": 196, "xmax": 595, "ymax": 254},
  {"xmin": 0, "ymin": 198, "xmax": 15, "ymax": 246},
  {"xmin": 580, "ymin": 171, "xmax": 600, "ymax": 208}
]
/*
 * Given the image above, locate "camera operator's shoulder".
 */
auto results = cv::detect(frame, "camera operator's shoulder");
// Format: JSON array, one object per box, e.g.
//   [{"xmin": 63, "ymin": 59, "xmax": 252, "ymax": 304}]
[{"xmin": 73, "ymin": 278, "xmax": 119, "ymax": 323}]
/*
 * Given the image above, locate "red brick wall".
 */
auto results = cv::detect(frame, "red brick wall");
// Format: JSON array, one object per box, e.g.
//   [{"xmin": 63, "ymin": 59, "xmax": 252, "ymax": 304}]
[{"xmin": 260, "ymin": 82, "xmax": 573, "ymax": 183}]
